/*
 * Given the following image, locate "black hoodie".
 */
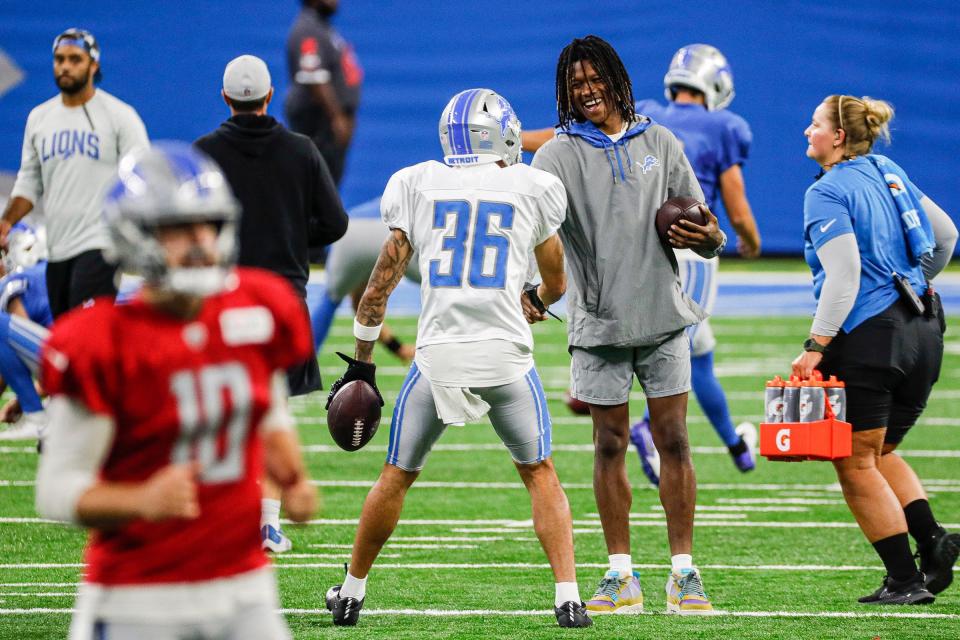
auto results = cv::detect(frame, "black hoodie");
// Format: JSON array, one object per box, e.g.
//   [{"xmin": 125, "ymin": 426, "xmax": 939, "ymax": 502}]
[{"xmin": 194, "ymin": 114, "xmax": 348, "ymax": 296}]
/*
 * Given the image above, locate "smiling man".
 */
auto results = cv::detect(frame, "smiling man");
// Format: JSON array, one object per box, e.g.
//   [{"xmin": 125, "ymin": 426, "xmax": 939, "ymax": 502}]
[
  {"xmin": 1, "ymin": 28, "xmax": 148, "ymax": 318},
  {"xmin": 530, "ymin": 35, "xmax": 725, "ymax": 615}
]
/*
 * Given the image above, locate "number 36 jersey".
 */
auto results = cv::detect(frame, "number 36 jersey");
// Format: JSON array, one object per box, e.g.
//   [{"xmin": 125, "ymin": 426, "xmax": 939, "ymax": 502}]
[
  {"xmin": 40, "ymin": 268, "xmax": 313, "ymax": 585},
  {"xmin": 381, "ymin": 161, "xmax": 566, "ymax": 350}
]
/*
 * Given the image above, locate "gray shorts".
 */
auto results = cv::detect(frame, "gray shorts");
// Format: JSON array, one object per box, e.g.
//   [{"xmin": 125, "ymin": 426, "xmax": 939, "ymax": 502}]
[
  {"xmin": 325, "ymin": 219, "xmax": 420, "ymax": 300},
  {"xmin": 386, "ymin": 363, "xmax": 551, "ymax": 471},
  {"xmin": 570, "ymin": 331, "xmax": 691, "ymax": 405}
]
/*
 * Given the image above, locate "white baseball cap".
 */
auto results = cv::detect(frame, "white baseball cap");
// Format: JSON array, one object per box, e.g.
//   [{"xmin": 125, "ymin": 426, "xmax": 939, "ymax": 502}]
[{"xmin": 222, "ymin": 55, "xmax": 271, "ymax": 101}]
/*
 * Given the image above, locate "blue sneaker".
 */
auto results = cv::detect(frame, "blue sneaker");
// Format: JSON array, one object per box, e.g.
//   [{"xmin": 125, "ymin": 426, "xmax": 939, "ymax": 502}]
[
  {"xmin": 261, "ymin": 524, "xmax": 292, "ymax": 553},
  {"xmin": 629, "ymin": 419, "xmax": 660, "ymax": 487}
]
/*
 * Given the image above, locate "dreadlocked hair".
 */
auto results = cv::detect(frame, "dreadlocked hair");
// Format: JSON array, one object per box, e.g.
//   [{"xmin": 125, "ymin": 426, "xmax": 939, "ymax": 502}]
[{"xmin": 555, "ymin": 35, "xmax": 635, "ymax": 130}]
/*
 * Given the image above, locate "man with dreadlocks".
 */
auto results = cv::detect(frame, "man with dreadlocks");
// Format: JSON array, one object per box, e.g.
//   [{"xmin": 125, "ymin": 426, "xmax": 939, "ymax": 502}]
[{"xmin": 529, "ymin": 35, "xmax": 725, "ymax": 615}]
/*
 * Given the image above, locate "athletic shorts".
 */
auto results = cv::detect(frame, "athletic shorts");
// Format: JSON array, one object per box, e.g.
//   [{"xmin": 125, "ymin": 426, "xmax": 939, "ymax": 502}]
[
  {"xmin": 46, "ymin": 249, "xmax": 118, "ymax": 318},
  {"xmin": 325, "ymin": 219, "xmax": 421, "ymax": 301},
  {"xmin": 569, "ymin": 330, "xmax": 691, "ymax": 405},
  {"xmin": 678, "ymin": 254, "xmax": 718, "ymax": 357},
  {"xmin": 386, "ymin": 363, "xmax": 551, "ymax": 471},
  {"xmin": 818, "ymin": 297, "xmax": 944, "ymax": 444},
  {"xmin": 69, "ymin": 567, "xmax": 290, "ymax": 640}
]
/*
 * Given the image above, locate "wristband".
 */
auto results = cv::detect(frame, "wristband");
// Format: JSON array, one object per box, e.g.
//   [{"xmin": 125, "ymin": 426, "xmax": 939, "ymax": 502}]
[
  {"xmin": 354, "ymin": 318, "xmax": 383, "ymax": 342},
  {"xmin": 385, "ymin": 337, "xmax": 403, "ymax": 354}
]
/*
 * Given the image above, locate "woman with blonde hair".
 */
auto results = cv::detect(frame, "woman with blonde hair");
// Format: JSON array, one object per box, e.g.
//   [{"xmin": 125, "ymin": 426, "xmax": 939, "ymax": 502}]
[{"xmin": 792, "ymin": 94, "xmax": 959, "ymax": 604}]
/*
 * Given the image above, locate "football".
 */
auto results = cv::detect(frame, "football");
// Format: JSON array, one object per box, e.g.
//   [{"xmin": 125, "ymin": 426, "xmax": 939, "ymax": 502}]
[
  {"xmin": 563, "ymin": 389, "xmax": 591, "ymax": 416},
  {"xmin": 327, "ymin": 380, "xmax": 382, "ymax": 451},
  {"xmin": 655, "ymin": 196, "xmax": 707, "ymax": 244}
]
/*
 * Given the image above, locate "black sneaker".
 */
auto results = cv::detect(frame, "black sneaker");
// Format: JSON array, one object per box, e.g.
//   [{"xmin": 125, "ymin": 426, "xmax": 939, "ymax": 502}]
[
  {"xmin": 917, "ymin": 529, "xmax": 960, "ymax": 594},
  {"xmin": 554, "ymin": 601, "xmax": 592, "ymax": 628},
  {"xmin": 858, "ymin": 575, "xmax": 935, "ymax": 605},
  {"xmin": 326, "ymin": 584, "xmax": 365, "ymax": 626}
]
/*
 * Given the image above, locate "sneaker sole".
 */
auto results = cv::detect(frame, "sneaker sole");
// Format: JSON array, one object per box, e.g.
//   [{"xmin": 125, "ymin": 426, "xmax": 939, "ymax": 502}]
[
  {"xmin": 262, "ymin": 540, "xmax": 293, "ymax": 553},
  {"xmin": 586, "ymin": 602, "xmax": 644, "ymax": 615},
  {"xmin": 666, "ymin": 601, "xmax": 716, "ymax": 615}
]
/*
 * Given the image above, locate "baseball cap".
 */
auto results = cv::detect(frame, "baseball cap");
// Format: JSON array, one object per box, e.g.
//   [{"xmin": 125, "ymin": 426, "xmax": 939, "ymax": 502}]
[{"xmin": 222, "ymin": 55, "xmax": 271, "ymax": 101}]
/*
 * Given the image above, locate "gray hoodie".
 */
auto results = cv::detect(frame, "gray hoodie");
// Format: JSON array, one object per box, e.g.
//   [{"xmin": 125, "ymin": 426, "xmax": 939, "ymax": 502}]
[{"xmin": 531, "ymin": 116, "xmax": 708, "ymax": 348}]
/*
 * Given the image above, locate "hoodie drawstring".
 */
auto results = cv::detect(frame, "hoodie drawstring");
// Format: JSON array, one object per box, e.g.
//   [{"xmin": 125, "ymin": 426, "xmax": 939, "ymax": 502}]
[{"xmin": 602, "ymin": 144, "xmax": 618, "ymax": 184}]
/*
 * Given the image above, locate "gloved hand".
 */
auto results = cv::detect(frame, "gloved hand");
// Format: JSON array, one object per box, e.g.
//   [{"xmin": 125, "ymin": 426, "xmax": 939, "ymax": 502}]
[{"xmin": 326, "ymin": 352, "xmax": 384, "ymax": 409}]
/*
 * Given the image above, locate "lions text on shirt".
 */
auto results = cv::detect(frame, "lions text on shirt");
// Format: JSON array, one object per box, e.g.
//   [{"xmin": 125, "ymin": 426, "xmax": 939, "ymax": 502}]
[
  {"xmin": 380, "ymin": 161, "xmax": 566, "ymax": 366},
  {"xmin": 10, "ymin": 90, "xmax": 149, "ymax": 261}
]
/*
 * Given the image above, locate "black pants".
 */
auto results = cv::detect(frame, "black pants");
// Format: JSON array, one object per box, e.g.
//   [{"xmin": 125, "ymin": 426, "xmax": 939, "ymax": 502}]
[
  {"xmin": 45, "ymin": 249, "xmax": 119, "ymax": 319},
  {"xmin": 287, "ymin": 296, "xmax": 321, "ymax": 396},
  {"xmin": 285, "ymin": 109, "xmax": 347, "ymax": 185},
  {"xmin": 818, "ymin": 297, "xmax": 944, "ymax": 444}
]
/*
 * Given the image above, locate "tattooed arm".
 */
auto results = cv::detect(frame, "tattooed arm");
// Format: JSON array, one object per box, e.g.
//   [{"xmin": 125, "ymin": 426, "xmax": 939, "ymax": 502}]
[{"xmin": 354, "ymin": 229, "xmax": 415, "ymax": 362}]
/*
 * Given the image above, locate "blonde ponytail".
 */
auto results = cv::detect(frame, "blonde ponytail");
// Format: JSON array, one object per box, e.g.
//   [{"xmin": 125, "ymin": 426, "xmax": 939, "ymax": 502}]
[{"xmin": 823, "ymin": 94, "xmax": 895, "ymax": 156}]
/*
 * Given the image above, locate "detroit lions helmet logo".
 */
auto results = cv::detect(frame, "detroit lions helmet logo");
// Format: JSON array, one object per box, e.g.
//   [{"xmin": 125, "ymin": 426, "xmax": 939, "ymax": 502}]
[{"xmin": 638, "ymin": 155, "xmax": 660, "ymax": 174}]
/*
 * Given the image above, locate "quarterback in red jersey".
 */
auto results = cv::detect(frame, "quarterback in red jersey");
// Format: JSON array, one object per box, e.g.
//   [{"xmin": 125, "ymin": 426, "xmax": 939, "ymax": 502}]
[{"xmin": 35, "ymin": 142, "xmax": 317, "ymax": 640}]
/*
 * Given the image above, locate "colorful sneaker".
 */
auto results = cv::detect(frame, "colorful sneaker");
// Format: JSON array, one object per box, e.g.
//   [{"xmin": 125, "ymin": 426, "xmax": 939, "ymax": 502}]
[
  {"xmin": 666, "ymin": 568, "xmax": 714, "ymax": 614},
  {"xmin": 585, "ymin": 570, "xmax": 644, "ymax": 614},
  {"xmin": 729, "ymin": 422, "xmax": 757, "ymax": 472},
  {"xmin": 554, "ymin": 601, "xmax": 592, "ymax": 627},
  {"xmin": 261, "ymin": 524, "xmax": 293, "ymax": 553},
  {"xmin": 629, "ymin": 419, "xmax": 660, "ymax": 487}
]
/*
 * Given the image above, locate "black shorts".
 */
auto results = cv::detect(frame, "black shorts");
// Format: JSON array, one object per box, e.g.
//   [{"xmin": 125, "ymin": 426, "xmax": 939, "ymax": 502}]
[
  {"xmin": 286, "ymin": 296, "xmax": 321, "ymax": 396},
  {"xmin": 46, "ymin": 249, "xmax": 119, "ymax": 319},
  {"xmin": 818, "ymin": 297, "xmax": 944, "ymax": 444}
]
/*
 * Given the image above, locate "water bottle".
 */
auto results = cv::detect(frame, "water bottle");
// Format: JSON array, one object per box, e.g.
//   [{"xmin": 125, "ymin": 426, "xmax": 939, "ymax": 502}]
[
  {"xmin": 799, "ymin": 379, "xmax": 825, "ymax": 423},
  {"xmin": 782, "ymin": 376, "xmax": 801, "ymax": 423},
  {"xmin": 764, "ymin": 376, "xmax": 785, "ymax": 423},
  {"xmin": 823, "ymin": 375, "xmax": 847, "ymax": 421}
]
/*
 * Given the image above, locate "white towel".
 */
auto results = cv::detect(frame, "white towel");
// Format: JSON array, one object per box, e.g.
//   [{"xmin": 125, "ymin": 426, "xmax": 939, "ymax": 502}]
[{"xmin": 429, "ymin": 384, "xmax": 490, "ymax": 426}]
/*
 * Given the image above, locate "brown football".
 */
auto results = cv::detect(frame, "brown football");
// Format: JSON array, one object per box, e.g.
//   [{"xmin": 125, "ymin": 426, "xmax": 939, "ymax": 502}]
[
  {"xmin": 655, "ymin": 196, "xmax": 707, "ymax": 244},
  {"xmin": 327, "ymin": 380, "xmax": 382, "ymax": 452}
]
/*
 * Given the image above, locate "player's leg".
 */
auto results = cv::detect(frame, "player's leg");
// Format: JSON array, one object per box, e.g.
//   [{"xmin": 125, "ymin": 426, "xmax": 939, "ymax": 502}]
[
  {"xmin": 483, "ymin": 369, "xmax": 591, "ymax": 626},
  {"xmin": 569, "ymin": 346, "xmax": 642, "ymax": 614},
  {"xmin": 636, "ymin": 331, "xmax": 712, "ymax": 613},
  {"xmin": 0, "ymin": 314, "xmax": 46, "ymax": 440},
  {"xmin": 260, "ymin": 477, "xmax": 291, "ymax": 553},
  {"xmin": 327, "ymin": 364, "xmax": 445, "ymax": 625}
]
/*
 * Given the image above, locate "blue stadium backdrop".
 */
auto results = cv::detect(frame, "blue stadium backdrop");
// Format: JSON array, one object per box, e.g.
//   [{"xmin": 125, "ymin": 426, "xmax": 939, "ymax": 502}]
[{"xmin": 1, "ymin": 0, "xmax": 958, "ymax": 254}]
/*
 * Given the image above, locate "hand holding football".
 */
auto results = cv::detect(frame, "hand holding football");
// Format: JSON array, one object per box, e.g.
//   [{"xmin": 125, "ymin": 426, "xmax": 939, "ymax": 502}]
[{"xmin": 327, "ymin": 380, "xmax": 382, "ymax": 451}]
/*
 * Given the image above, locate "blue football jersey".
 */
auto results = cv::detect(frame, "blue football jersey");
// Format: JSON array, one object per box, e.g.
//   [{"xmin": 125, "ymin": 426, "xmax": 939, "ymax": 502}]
[
  {"xmin": 635, "ymin": 100, "xmax": 752, "ymax": 210},
  {"xmin": 0, "ymin": 262, "xmax": 53, "ymax": 328}
]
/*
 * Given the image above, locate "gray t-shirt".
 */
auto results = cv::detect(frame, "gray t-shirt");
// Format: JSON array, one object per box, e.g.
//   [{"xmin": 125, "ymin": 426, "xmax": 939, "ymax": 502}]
[{"xmin": 532, "ymin": 117, "xmax": 707, "ymax": 348}]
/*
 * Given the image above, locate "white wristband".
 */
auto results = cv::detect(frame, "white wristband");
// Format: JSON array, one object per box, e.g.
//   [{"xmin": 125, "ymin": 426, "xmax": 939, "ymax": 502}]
[{"xmin": 354, "ymin": 318, "xmax": 383, "ymax": 342}]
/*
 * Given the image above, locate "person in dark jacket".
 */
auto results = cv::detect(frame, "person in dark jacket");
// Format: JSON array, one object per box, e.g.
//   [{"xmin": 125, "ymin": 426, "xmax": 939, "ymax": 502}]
[{"xmin": 195, "ymin": 54, "xmax": 348, "ymax": 554}]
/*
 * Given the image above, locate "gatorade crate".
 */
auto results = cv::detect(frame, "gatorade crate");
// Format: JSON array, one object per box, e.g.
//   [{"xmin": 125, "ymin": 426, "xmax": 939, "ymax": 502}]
[{"xmin": 759, "ymin": 418, "xmax": 852, "ymax": 461}]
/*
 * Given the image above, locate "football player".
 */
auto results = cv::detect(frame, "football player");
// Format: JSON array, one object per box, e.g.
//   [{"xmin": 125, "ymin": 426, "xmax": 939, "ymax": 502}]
[
  {"xmin": 522, "ymin": 44, "xmax": 762, "ymax": 480},
  {"xmin": 309, "ymin": 197, "xmax": 420, "ymax": 362},
  {"xmin": 0, "ymin": 223, "xmax": 53, "ymax": 440},
  {"xmin": 35, "ymin": 143, "xmax": 317, "ymax": 639},
  {"xmin": 324, "ymin": 89, "xmax": 591, "ymax": 628}
]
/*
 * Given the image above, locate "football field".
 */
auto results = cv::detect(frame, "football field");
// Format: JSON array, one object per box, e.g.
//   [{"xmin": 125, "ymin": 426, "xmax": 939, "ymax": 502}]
[{"xmin": 2, "ymin": 314, "xmax": 960, "ymax": 639}]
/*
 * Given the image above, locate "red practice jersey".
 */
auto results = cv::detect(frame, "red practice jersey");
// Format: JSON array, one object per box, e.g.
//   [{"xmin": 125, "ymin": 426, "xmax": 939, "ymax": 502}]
[{"xmin": 41, "ymin": 268, "xmax": 313, "ymax": 585}]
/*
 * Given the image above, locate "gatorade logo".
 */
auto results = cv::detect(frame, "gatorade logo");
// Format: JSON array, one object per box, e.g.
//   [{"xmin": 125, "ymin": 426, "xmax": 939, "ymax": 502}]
[
  {"xmin": 767, "ymin": 398, "xmax": 784, "ymax": 419},
  {"xmin": 776, "ymin": 428, "xmax": 791, "ymax": 452}
]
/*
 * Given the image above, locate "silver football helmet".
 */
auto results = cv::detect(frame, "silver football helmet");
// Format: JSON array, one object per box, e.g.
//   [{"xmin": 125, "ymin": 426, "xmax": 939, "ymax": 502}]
[
  {"xmin": 439, "ymin": 88, "xmax": 522, "ymax": 167},
  {"xmin": 1, "ymin": 223, "xmax": 47, "ymax": 274},
  {"xmin": 664, "ymin": 44, "xmax": 735, "ymax": 111},
  {"xmin": 102, "ymin": 141, "xmax": 241, "ymax": 297}
]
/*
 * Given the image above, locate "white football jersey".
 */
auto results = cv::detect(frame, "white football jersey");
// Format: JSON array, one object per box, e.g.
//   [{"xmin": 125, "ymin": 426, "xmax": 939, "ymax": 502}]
[{"xmin": 381, "ymin": 161, "xmax": 566, "ymax": 350}]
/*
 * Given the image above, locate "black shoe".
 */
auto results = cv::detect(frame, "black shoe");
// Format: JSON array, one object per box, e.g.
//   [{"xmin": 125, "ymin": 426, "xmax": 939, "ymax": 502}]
[
  {"xmin": 554, "ymin": 601, "xmax": 592, "ymax": 628},
  {"xmin": 917, "ymin": 529, "xmax": 960, "ymax": 594},
  {"xmin": 858, "ymin": 575, "xmax": 935, "ymax": 605},
  {"xmin": 326, "ymin": 584, "xmax": 365, "ymax": 626}
]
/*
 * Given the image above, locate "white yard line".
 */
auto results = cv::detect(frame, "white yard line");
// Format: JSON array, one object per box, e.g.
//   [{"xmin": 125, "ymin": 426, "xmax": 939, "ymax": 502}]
[{"xmin": 309, "ymin": 543, "xmax": 478, "ymax": 550}]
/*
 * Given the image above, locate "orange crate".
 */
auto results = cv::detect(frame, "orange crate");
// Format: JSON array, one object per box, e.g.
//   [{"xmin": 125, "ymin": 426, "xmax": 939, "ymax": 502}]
[{"xmin": 760, "ymin": 418, "xmax": 852, "ymax": 461}]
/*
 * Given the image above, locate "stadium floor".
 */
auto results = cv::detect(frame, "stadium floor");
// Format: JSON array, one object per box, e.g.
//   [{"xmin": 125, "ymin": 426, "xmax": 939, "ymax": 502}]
[{"xmin": 2, "ymin": 314, "xmax": 960, "ymax": 638}]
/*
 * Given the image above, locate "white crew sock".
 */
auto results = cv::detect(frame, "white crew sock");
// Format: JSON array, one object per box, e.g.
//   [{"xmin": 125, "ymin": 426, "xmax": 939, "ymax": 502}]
[
  {"xmin": 671, "ymin": 553, "xmax": 693, "ymax": 574},
  {"xmin": 555, "ymin": 582, "xmax": 581, "ymax": 607},
  {"xmin": 608, "ymin": 553, "xmax": 632, "ymax": 576},
  {"xmin": 261, "ymin": 499, "xmax": 281, "ymax": 530},
  {"xmin": 340, "ymin": 572, "xmax": 367, "ymax": 600}
]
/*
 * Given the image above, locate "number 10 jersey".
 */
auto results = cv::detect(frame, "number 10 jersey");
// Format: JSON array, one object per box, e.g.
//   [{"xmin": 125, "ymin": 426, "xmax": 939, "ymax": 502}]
[{"xmin": 381, "ymin": 161, "xmax": 566, "ymax": 351}]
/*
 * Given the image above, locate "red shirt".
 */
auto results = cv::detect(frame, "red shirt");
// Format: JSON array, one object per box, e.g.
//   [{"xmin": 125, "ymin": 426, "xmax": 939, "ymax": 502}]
[{"xmin": 41, "ymin": 268, "xmax": 312, "ymax": 585}]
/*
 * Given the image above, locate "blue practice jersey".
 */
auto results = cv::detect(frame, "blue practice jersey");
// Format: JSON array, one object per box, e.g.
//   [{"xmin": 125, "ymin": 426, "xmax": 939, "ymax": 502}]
[
  {"xmin": 635, "ymin": 100, "xmax": 751, "ymax": 210},
  {"xmin": 803, "ymin": 155, "xmax": 926, "ymax": 332},
  {"xmin": 0, "ymin": 262, "xmax": 53, "ymax": 328}
]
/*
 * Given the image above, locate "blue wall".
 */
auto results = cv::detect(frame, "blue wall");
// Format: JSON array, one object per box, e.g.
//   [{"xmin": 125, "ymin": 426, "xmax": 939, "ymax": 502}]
[{"xmin": 2, "ymin": 1, "xmax": 958, "ymax": 254}]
